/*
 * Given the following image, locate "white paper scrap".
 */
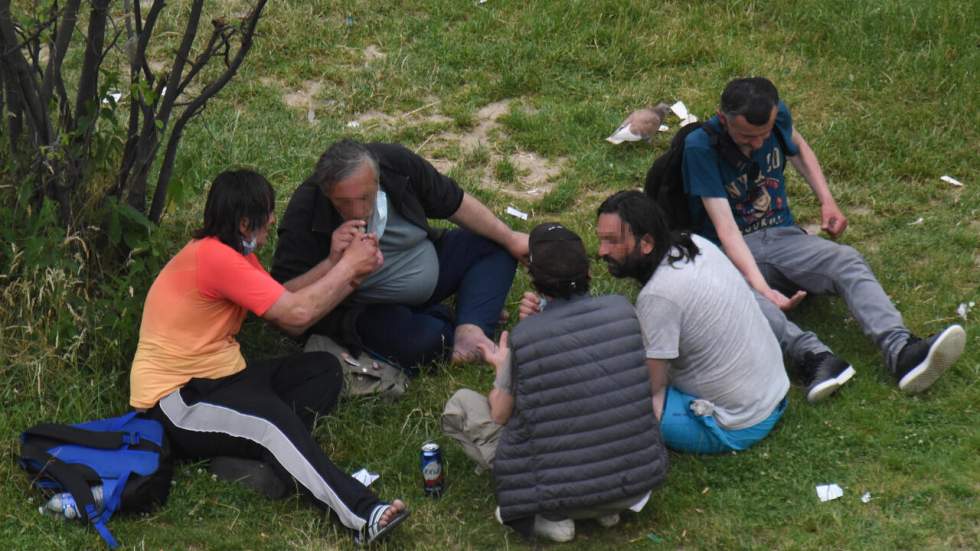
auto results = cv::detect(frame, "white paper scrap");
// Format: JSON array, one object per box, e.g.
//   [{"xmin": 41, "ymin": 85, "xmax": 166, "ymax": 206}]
[
  {"xmin": 505, "ymin": 206, "xmax": 528, "ymax": 220},
  {"xmin": 346, "ymin": 120, "xmax": 361, "ymax": 128},
  {"xmin": 860, "ymin": 492, "xmax": 872, "ymax": 503},
  {"xmin": 956, "ymin": 302, "xmax": 974, "ymax": 321},
  {"xmin": 909, "ymin": 217, "xmax": 924, "ymax": 226},
  {"xmin": 940, "ymin": 175, "xmax": 964, "ymax": 187},
  {"xmin": 352, "ymin": 468, "xmax": 379, "ymax": 487},
  {"xmin": 680, "ymin": 114, "xmax": 699, "ymax": 126},
  {"xmin": 816, "ymin": 484, "xmax": 843, "ymax": 502},
  {"xmin": 102, "ymin": 91, "xmax": 123, "ymax": 105},
  {"xmin": 658, "ymin": 124, "xmax": 669, "ymax": 132},
  {"xmin": 670, "ymin": 101, "xmax": 689, "ymax": 120},
  {"xmin": 606, "ymin": 123, "xmax": 643, "ymax": 144}
]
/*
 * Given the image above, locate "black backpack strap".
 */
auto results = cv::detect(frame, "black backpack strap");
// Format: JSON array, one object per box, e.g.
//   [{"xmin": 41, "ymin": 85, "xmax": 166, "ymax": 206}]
[
  {"xmin": 23, "ymin": 423, "xmax": 128, "ymax": 450},
  {"xmin": 21, "ymin": 442, "xmax": 101, "ymax": 519}
]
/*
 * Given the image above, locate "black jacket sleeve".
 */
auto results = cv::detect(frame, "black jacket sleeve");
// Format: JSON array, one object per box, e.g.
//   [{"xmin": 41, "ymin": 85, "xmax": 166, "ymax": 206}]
[
  {"xmin": 371, "ymin": 143, "xmax": 464, "ymax": 219},
  {"xmin": 271, "ymin": 182, "xmax": 331, "ymax": 285}
]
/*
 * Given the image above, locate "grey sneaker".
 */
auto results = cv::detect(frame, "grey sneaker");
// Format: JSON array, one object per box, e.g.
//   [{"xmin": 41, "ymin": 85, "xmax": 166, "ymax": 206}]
[
  {"xmin": 896, "ymin": 325, "xmax": 966, "ymax": 394},
  {"xmin": 802, "ymin": 352, "xmax": 855, "ymax": 403},
  {"xmin": 533, "ymin": 515, "xmax": 575, "ymax": 543},
  {"xmin": 596, "ymin": 513, "xmax": 621, "ymax": 528}
]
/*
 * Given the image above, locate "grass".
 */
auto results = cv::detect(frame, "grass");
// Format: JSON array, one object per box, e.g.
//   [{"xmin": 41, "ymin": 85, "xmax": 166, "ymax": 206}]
[{"xmin": 1, "ymin": 0, "xmax": 978, "ymax": 549}]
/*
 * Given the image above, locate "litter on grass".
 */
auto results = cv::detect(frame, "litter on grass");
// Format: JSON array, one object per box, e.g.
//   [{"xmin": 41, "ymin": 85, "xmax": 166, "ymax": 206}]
[
  {"xmin": 346, "ymin": 120, "xmax": 361, "ymax": 128},
  {"xmin": 670, "ymin": 101, "xmax": 689, "ymax": 119},
  {"xmin": 505, "ymin": 206, "xmax": 528, "ymax": 220},
  {"xmin": 956, "ymin": 302, "xmax": 974, "ymax": 321},
  {"xmin": 352, "ymin": 468, "xmax": 379, "ymax": 487},
  {"xmin": 940, "ymin": 175, "xmax": 964, "ymax": 187},
  {"xmin": 659, "ymin": 124, "xmax": 669, "ymax": 132},
  {"xmin": 861, "ymin": 492, "xmax": 872, "ymax": 503},
  {"xmin": 816, "ymin": 483, "xmax": 843, "ymax": 502},
  {"xmin": 909, "ymin": 217, "xmax": 924, "ymax": 226}
]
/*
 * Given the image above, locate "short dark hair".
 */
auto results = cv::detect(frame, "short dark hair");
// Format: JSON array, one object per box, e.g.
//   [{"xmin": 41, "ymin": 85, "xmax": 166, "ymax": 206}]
[
  {"xmin": 193, "ymin": 169, "xmax": 275, "ymax": 254},
  {"xmin": 528, "ymin": 222, "xmax": 591, "ymax": 299},
  {"xmin": 720, "ymin": 77, "xmax": 780, "ymax": 126},
  {"xmin": 304, "ymin": 139, "xmax": 380, "ymax": 194},
  {"xmin": 596, "ymin": 190, "xmax": 699, "ymax": 283}
]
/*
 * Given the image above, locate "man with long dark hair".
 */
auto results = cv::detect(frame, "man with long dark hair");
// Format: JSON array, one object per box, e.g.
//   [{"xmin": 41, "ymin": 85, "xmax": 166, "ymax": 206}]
[
  {"xmin": 682, "ymin": 77, "xmax": 965, "ymax": 399},
  {"xmin": 129, "ymin": 169, "xmax": 407, "ymax": 545},
  {"xmin": 519, "ymin": 191, "xmax": 788, "ymax": 453}
]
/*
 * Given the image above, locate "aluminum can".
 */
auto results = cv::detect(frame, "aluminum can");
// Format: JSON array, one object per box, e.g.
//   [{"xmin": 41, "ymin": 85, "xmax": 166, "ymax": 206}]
[{"xmin": 420, "ymin": 441, "xmax": 444, "ymax": 497}]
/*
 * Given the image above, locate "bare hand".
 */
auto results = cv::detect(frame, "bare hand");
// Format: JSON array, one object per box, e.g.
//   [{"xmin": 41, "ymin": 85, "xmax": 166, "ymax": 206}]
[
  {"xmin": 330, "ymin": 220, "xmax": 367, "ymax": 264},
  {"xmin": 342, "ymin": 232, "xmax": 382, "ymax": 280},
  {"xmin": 763, "ymin": 288, "xmax": 807, "ymax": 312},
  {"xmin": 820, "ymin": 202, "xmax": 848, "ymax": 239},
  {"xmin": 507, "ymin": 231, "xmax": 530, "ymax": 266},
  {"xmin": 518, "ymin": 292, "xmax": 542, "ymax": 320},
  {"xmin": 477, "ymin": 331, "xmax": 509, "ymax": 371}
]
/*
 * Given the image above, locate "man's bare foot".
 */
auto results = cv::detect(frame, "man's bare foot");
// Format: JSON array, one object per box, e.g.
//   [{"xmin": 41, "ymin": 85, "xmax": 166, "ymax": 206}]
[
  {"xmin": 357, "ymin": 499, "xmax": 409, "ymax": 545},
  {"xmin": 452, "ymin": 323, "xmax": 493, "ymax": 364},
  {"xmin": 378, "ymin": 500, "xmax": 406, "ymax": 528}
]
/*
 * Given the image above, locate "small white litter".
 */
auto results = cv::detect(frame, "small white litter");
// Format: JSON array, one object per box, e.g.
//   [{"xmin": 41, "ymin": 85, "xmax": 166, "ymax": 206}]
[
  {"xmin": 860, "ymin": 492, "xmax": 872, "ymax": 503},
  {"xmin": 956, "ymin": 301, "xmax": 974, "ymax": 321},
  {"xmin": 816, "ymin": 484, "xmax": 843, "ymax": 502},
  {"xmin": 658, "ymin": 124, "xmax": 669, "ymax": 132},
  {"xmin": 101, "ymin": 91, "xmax": 122, "ymax": 105},
  {"xmin": 670, "ymin": 101, "xmax": 689, "ymax": 120},
  {"xmin": 346, "ymin": 120, "xmax": 361, "ymax": 128},
  {"xmin": 352, "ymin": 468, "xmax": 379, "ymax": 487},
  {"xmin": 505, "ymin": 206, "xmax": 528, "ymax": 220},
  {"xmin": 940, "ymin": 175, "xmax": 964, "ymax": 187},
  {"xmin": 909, "ymin": 217, "xmax": 924, "ymax": 226}
]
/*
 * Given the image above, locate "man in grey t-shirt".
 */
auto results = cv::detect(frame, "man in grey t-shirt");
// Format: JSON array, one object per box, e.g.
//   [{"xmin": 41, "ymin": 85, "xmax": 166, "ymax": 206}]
[{"xmin": 596, "ymin": 190, "xmax": 788, "ymax": 453}]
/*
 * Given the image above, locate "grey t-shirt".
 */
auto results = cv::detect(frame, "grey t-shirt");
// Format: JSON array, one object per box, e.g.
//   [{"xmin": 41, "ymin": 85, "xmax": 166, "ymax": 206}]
[
  {"xmin": 636, "ymin": 235, "xmax": 789, "ymax": 430},
  {"xmin": 354, "ymin": 195, "xmax": 439, "ymax": 305}
]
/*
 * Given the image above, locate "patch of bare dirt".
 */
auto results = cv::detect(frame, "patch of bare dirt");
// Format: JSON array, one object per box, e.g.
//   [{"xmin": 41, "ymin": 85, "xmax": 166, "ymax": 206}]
[
  {"xmin": 273, "ymin": 91, "xmax": 565, "ymax": 199},
  {"xmin": 363, "ymin": 45, "xmax": 386, "ymax": 63}
]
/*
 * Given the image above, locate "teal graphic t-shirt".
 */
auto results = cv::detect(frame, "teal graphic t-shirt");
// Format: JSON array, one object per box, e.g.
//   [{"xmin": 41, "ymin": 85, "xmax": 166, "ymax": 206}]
[{"xmin": 682, "ymin": 101, "xmax": 801, "ymax": 244}]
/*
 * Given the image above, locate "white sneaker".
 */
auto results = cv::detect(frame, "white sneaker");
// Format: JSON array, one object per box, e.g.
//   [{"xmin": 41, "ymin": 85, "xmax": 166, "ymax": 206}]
[
  {"xmin": 533, "ymin": 515, "xmax": 575, "ymax": 543},
  {"xmin": 596, "ymin": 513, "xmax": 621, "ymax": 528}
]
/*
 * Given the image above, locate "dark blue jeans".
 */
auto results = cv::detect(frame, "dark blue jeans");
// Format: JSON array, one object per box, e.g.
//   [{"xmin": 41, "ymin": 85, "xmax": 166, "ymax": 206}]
[{"xmin": 355, "ymin": 229, "xmax": 517, "ymax": 372}]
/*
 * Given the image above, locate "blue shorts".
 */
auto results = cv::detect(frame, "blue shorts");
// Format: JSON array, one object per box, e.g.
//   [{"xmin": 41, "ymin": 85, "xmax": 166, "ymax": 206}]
[{"xmin": 660, "ymin": 386, "xmax": 787, "ymax": 454}]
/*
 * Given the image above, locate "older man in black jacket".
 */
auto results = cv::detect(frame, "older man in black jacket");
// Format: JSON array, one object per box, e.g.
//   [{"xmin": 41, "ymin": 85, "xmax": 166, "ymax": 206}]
[{"xmin": 272, "ymin": 139, "xmax": 527, "ymax": 371}]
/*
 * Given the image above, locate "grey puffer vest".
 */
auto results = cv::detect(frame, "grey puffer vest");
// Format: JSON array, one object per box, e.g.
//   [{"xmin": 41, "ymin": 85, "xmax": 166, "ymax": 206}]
[{"xmin": 493, "ymin": 294, "xmax": 668, "ymax": 523}]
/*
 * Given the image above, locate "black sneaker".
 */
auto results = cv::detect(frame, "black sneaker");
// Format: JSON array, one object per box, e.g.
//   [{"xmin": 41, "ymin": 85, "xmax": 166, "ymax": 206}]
[
  {"xmin": 209, "ymin": 456, "xmax": 288, "ymax": 499},
  {"xmin": 895, "ymin": 325, "xmax": 966, "ymax": 394},
  {"xmin": 802, "ymin": 352, "xmax": 856, "ymax": 403}
]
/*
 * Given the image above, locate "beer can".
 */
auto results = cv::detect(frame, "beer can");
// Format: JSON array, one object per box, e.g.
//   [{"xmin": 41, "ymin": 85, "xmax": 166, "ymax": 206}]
[{"xmin": 420, "ymin": 441, "xmax": 444, "ymax": 497}]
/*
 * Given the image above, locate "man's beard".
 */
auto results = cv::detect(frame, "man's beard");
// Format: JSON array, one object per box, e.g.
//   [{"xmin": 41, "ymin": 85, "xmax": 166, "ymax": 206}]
[{"xmin": 602, "ymin": 247, "xmax": 651, "ymax": 282}]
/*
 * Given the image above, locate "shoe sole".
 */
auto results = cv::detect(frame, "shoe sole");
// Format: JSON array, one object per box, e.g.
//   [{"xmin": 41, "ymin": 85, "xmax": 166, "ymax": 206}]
[
  {"xmin": 806, "ymin": 365, "xmax": 856, "ymax": 403},
  {"xmin": 899, "ymin": 325, "xmax": 966, "ymax": 394}
]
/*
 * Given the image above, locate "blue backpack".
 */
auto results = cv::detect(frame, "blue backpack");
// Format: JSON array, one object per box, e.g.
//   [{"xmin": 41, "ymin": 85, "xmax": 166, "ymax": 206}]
[{"xmin": 19, "ymin": 411, "xmax": 173, "ymax": 549}]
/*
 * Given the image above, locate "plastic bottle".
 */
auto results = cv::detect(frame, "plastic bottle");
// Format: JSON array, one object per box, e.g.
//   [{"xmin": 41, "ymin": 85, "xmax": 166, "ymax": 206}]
[{"xmin": 38, "ymin": 485, "xmax": 104, "ymax": 519}]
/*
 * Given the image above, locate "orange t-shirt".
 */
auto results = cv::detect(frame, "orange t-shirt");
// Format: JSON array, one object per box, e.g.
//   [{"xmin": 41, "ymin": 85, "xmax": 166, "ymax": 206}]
[{"xmin": 129, "ymin": 237, "xmax": 286, "ymax": 408}]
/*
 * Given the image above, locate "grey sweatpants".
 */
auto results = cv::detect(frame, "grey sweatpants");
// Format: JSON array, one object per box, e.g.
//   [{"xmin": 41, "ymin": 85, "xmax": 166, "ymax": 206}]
[
  {"xmin": 746, "ymin": 226, "xmax": 910, "ymax": 372},
  {"xmin": 441, "ymin": 389, "xmax": 644, "ymax": 519}
]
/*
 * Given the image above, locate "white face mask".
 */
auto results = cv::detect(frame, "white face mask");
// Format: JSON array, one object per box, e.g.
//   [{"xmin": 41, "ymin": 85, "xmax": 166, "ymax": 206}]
[
  {"xmin": 366, "ymin": 190, "xmax": 388, "ymax": 239},
  {"xmin": 241, "ymin": 236, "xmax": 257, "ymax": 256}
]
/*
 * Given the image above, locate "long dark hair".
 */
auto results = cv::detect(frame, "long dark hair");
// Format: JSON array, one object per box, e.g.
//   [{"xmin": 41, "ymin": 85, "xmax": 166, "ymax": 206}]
[
  {"xmin": 192, "ymin": 169, "xmax": 275, "ymax": 254},
  {"xmin": 597, "ymin": 190, "xmax": 700, "ymax": 282}
]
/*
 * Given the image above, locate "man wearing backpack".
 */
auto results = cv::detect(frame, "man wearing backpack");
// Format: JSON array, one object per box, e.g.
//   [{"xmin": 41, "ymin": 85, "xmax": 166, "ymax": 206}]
[{"xmin": 681, "ymin": 77, "xmax": 965, "ymax": 401}]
